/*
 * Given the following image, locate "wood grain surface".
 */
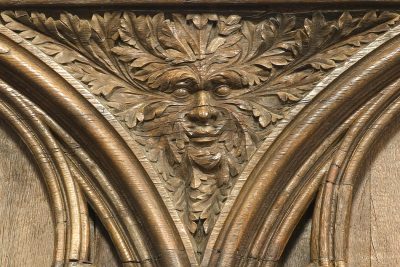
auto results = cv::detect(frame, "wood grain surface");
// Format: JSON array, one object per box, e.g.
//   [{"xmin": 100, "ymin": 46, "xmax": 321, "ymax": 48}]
[
  {"xmin": 348, "ymin": 116, "xmax": 400, "ymax": 267},
  {"xmin": 280, "ymin": 205, "xmax": 313, "ymax": 267},
  {"xmin": 0, "ymin": 119, "xmax": 121, "ymax": 267},
  {"xmin": 0, "ymin": 119, "xmax": 54, "ymax": 267},
  {"xmin": 94, "ymin": 218, "xmax": 121, "ymax": 267},
  {"xmin": 280, "ymin": 115, "xmax": 400, "ymax": 267}
]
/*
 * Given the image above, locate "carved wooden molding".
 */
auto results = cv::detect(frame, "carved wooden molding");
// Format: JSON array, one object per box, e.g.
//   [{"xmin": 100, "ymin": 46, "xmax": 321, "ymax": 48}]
[{"xmin": 0, "ymin": 3, "xmax": 399, "ymax": 267}]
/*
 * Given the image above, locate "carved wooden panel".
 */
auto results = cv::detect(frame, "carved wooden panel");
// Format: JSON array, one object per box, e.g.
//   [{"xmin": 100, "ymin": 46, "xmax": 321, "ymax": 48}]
[{"xmin": 0, "ymin": 1, "xmax": 400, "ymax": 266}]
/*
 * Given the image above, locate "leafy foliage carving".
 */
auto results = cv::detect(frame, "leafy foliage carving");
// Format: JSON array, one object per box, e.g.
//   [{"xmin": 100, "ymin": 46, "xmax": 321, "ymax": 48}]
[{"xmin": 2, "ymin": 10, "xmax": 398, "ymax": 258}]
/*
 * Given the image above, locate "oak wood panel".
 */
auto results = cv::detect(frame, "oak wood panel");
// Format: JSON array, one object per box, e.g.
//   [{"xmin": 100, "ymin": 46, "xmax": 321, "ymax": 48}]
[
  {"xmin": 280, "ymin": 205, "xmax": 313, "ymax": 267},
  {"xmin": 0, "ymin": 119, "xmax": 54, "ymax": 267},
  {"xmin": 281, "ymin": 116, "xmax": 400, "ymax": 267},
  {"xmin": 348, "ymin": 116, "xmax": 400, "ymax": 266},
  {"xmin": 94, "ymin": 217, "xmax": 121, "ymax": 267},
  {"xmin": 0, "ymin": 118, "xmax": 122, "ymax": 267}
]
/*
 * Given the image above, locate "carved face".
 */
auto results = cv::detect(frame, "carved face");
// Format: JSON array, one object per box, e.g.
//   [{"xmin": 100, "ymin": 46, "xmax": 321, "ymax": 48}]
[
  {"xmin": 133, "ymin": 73, "xmax": 249, "ymax": 173},
  {"xmin": 155, "ymin": 73, "xmax": 246, "ymax": 143},
  {"xmin": 175, "ymin": 81, "xmax": 232, "ymax": 146}
]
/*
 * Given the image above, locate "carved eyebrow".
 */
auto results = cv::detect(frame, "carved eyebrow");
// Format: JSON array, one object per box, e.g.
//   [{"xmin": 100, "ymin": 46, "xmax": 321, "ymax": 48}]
[
  {"xmin": 163, "ymin": 78, "xmax": 199, "ymax": 93},
  {"xmin": 175, "ymin": 79, "xmax": 197, "ymax": 86},
  {"xmin": 207, "ymin": 74, "xmax": 245, "ymax": 90}
]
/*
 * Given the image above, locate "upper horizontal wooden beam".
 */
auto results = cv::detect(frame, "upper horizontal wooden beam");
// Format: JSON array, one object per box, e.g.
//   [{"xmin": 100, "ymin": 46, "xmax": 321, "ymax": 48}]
[{"xmin": 0, "ymin": 0, "xmax": 399, "ymax": 9}]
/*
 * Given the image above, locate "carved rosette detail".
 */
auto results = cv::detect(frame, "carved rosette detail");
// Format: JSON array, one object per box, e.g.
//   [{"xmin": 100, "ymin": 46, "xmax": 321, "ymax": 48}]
[{"xmin": 2, "ymin": 10, "xmax": 398, "ymax": 258}]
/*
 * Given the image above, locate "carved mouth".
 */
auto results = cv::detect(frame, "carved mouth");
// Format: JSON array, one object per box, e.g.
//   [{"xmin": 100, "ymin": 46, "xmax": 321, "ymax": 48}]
[
  {"xmin": 190, "ymin": 135, "xmax": 218, "ymax": 143},
  {"xmin": 185, "ymin": 126, "xmax": 221, "ymax": 143}
]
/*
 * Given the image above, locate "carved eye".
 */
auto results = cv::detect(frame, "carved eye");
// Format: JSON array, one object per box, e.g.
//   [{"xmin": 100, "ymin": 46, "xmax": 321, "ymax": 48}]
[
  {"xmin": 214, "ymin": 85, "xmax": 231, "ymax": 97},
  {"xmin": 173, "ymin": 88, "xmax": 190, "ymax": 99}
]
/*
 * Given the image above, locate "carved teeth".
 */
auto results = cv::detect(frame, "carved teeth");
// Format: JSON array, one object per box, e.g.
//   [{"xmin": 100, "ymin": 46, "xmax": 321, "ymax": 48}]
[{"xmin": 190, "ymin": 136, "xmax": 218, "ymax": 143}]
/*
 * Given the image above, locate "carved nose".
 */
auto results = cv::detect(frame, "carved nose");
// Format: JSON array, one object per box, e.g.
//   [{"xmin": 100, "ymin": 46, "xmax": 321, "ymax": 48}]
[
  {"xmin": 190, "ymin": 106, "xmax": 216, "ymax": 121},
  {"xmin": 188, "ymin": 91, "xmax": 218, "ymax": 123}
]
